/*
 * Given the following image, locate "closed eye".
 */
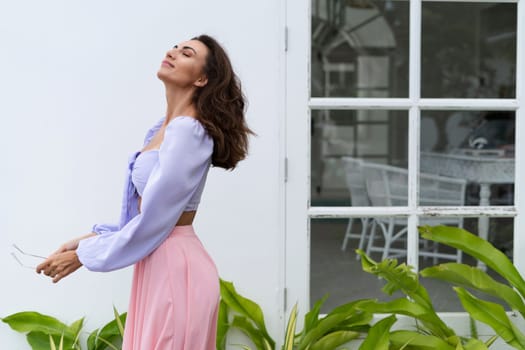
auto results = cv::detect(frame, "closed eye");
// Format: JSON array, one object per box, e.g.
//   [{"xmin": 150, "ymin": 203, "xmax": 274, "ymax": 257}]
[{"xmin": 172, "ymin": 44, "xmax": 197, "ymax": 57}]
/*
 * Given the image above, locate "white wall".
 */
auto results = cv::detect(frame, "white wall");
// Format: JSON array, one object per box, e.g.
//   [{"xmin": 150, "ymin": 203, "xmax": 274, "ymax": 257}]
[{"xmin": 0, "ymin": 0, "xmax": 284, "ymax": 348}]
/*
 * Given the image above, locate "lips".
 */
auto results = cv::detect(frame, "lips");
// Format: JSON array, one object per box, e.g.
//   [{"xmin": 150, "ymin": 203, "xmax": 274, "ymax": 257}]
[{"xmin": 162, "ymin": 60, "xmax": 174, "ymax": 68}]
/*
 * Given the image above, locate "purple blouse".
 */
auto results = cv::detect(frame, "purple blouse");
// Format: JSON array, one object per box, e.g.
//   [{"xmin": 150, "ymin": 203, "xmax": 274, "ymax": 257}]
[{"xmin": 76, "ymin": 116, "xmax": 213, "ymax": 272}]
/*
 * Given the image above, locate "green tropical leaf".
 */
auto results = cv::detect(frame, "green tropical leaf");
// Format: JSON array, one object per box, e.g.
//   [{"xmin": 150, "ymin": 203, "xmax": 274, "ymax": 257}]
[
  {"xmin": 356, "ymin": 251, "xmax": 454, "ymax": 339},
  {"xmin": 309, "ymin": 330, "xmax": 360, "ymax": 350},
  {"xmin": 469, "ymin": 316, "xmax": 478, "ymax": 340},
  {"xmin": 357, "ymin": 299, "xmax": 452, "ymax": 339},
  {"xmin": 95, "ymin": 336, "xmax": 119, "ymax": 350},
  {"xmin": 220, "ymin": 280, "xmax": 275, "ymax": 348},
  {"xmin": 87, "ymin": 328, "xmax": 98, "ymax": 350},
  {"xmin": 1, "ymin": 312, "xmax": 73, "ymax": 338},
  {"xmin": 357, "ymin": 250, "xmax": 435, "ymax": 311},
  {"xmin": 93, "ymin": 312, "xmax": 127, "ymax": 350},
  {"xmin": 419, "ymin": 226, "xmax": 525, "ymax": 299},
  {"xmin": 421, "ymin": 262, "xmax": 525, "ymax": 315},
  {"xmin": 216, "ymin": 299, "xmax": 230, "ymax": 350},
  {"xmin": 26, "ymin": 332, "xmax": 52, "ymax": 350},
  {"xmin": 26, "ymin": 332, "xmax": 76, "ymax": 350},
  {"xmin": 68, "ymin": 317, "xmax": 84, "ymax": 348},
  {"xmin": 337, "ymin": 311, "xmax": 373, "ymax": 330},
  {"xmin": 58, "ymin": 333, "xmax": 64, "ymax": 350},
  {"xmin": 231, "ymin": 315, "xmax": 271, "ymax": 350},
  {"xmin": 444, "ymin": 335, "xmax": 462, "ymax": 347},
  {"xmin": 462, "ymin": 338, "xmax": 490, "ymax": 350},
  {"xmin": 283, "ymin": 303, "xmax": 298, "ymax": 350},
  {"xmin": 304, "ymin": 295, "xmax": 328, "ymax": 335},
  {"xmin": 455, "ymin": 287, "xmax": 525, "ymax": 350},
  {"xmin": 329, "ymin": 299, "xmax": 369, "ymax": 317},
  {"xmin": 50, "ymin": 334, "xmax": 57, "ymax": 350},
  {"xmin": 230, "ymin": 345, "xmax": 252, "ymax": 350},
  {"xmin": 389, "ymin": 330, "xmax": 457, "ymax": 349},
  {"xmin": 485, "ymin": 335, "xmax": 498, "ymax": 347},
  {"xmin": 359, "ymin": 314, "xmax": 396, "ymax": 350},
  {"xmin": 297, "ymin": 300, "xmax": 369, "ymax": 350},
  {"xmin": 112, "ymin": 307, "xmax": 124, "ymax": 337}
]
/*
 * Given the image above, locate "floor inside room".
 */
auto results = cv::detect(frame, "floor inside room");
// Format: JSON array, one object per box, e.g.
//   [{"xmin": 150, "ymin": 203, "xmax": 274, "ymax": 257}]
[{"xmin": 310, "ymin": 190, "xmax": 513, "ymax": 315}]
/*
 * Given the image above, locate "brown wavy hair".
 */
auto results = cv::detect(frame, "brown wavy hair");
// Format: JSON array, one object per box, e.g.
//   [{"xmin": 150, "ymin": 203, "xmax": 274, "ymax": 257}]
[{"xmin": 192, "ymin": 34, "xmax": 254, "ymax": 170}]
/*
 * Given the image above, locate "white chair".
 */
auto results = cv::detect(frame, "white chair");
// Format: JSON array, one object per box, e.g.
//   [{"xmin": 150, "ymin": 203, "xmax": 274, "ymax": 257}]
[
  {"xmin": 361, "ymin": 162, "xmax": 466, "ymax": 263},
  {"xmin": 318, "ymin": 122, "xmax": 356, "ymax": 192},
  {"xmin": 340, "ymin": 157, "xmax": 371, "ymax": 256}
]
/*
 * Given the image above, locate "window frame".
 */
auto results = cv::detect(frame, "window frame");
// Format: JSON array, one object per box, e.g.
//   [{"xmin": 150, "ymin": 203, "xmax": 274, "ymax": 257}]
[{"xmin": 285, "ymin": 0, "xmax": 525, "ymax": 328}]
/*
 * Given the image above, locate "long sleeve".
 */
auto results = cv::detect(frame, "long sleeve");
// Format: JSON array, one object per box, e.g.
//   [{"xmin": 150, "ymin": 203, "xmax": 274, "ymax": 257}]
[
  {"xmin": 90, "ymin": 118, "xmax": 164, "ymax": 235},
  {"xmin": 77, "ymin": 117, "xmax": 213, "ymax": 271},
  {"xmin": 91, "ymin": 223, "xmax": 120, "ymax": 235}
]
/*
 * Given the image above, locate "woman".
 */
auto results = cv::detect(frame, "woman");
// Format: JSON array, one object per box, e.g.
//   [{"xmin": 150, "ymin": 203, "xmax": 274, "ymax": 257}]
[{"xmin": 36, "ymin": 34, "xmax": 252, "ymax": 349}]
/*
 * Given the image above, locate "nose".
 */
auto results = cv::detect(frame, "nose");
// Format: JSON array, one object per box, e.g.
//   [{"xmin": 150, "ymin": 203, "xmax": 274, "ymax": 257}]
[
  {"xmin": 167, "ymin": 45, "xmax": 182, "ymax": 59},
  {"xmin": 166, "ymin": 47, "xmax": 178, "ymax": 60}
]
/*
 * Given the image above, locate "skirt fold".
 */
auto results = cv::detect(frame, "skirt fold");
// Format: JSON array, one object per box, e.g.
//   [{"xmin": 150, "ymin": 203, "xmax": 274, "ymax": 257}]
[{"xmin": 122, "ymin": 225, "xmax": 219, "ymax": 350}]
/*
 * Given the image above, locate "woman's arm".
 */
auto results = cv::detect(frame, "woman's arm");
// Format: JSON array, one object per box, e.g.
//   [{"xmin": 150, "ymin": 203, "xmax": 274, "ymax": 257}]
[
  {"xmin": 36, "ymin": 251, "xmax": 82, "ymax": 283},
  {"xmin": 86, "ymin": 117, "xmax": 165, "ymax": 236},
  {"xmin": 36, "ymin": 232, "xmax": 96, "ymax": 282},
  {"xmin": 75, "ymin": 117, "xmax": 213, "ymax": 272},
  {"xmin": 36, "ymin": 118, "xmax": 169, "ymax": 282},
  {"xmin": 52, "ymin": 232, "xmax": 97, "ymax": 254}
]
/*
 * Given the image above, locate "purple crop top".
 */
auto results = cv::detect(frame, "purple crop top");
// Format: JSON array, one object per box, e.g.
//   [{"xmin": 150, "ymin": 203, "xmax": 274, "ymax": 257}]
[
  {"xmin": 131, "ymin": 150, "xmax": 158, "ymax": 197},
  {"xmin": 76, "ymin": 116, "xmax": 213, "ymax": 272}
]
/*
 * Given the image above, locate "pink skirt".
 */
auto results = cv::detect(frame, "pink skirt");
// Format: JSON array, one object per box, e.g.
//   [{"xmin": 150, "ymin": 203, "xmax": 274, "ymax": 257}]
[{"xmin": 122, "ymin": 225, "xmax": 219, "ymax": 350}]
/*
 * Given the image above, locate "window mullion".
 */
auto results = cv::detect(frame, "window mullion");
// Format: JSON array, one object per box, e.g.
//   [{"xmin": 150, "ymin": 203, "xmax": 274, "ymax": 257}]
[
  {"xmin": 407, "ymin": 0, "xmax": 422, "ymax": 270},
  {"xmin": 309, "ymin": 98, "xmax": 518, "ymax": 110},
  {"xmin": 419, "ymin": 99, "xmax": 518, "ymax": 110},
  {"xmin": 308, "ymin": 206, "xmax": 517, "ymax": 218}
]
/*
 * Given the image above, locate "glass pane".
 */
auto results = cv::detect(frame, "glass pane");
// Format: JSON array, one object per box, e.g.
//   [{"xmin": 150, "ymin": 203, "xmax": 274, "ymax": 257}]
[
  {"xmin": 420, "ymin": 111, "xmax": 515, "ymax": 206},
  {"xmin": 311, "ymin": 0, "xmax": 409, "ymax": 97},
  {"xmin": 311, "ymin": 217, "xmax": 514, "ymax": 313},
  {"xmin": 310, "ymin": 217, "xmax": 408, "ymax": 313},
  {"xmin": 419, "ymin": 217, "xmax": 513, "ymax": 312},
  {"xmin": 422, "ymin": 2, "xmax": 517, "ymax": 98},
  {"xmin": 311, "ymin": 109, "xmax": 408, "ymax": 206}
]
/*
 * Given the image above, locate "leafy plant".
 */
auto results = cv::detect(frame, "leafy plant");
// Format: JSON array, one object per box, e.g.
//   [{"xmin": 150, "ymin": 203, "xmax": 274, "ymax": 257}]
[
  {"xmin": 419, "ymin": 225, "xmax": 525, "ymax": 349},
  {"xmin": 87, "ymin": 307, "xmax": 127, "ymax": 350},
  {"xmin": 293, "ymin": 297, "xmax": 369, "ymax": 350},
  {"xmin": 282, "ymin": 303, "xmax": 297, "ymax": 350},
  {"xmin": 356, "ymin": 250, "xmax": 454, "ymax": 339},
  {"xmin": 1, "ymin": 312, "xmax": 83, "ymax": 350},
  {"xmin": 355, "ymin": 249, "xmax": 494, "ymax": 349},
  {"xmin": 218, "ymin": 279, "xmax": 371, "ymax": 350},
  {"xmin": 357, "ymin": 314, "xmax": 396, "ymax": 350},
  {"xmin": 217, "ymin": 227, "xmax": 525, "ymax": 349},
  {"xmin": 219, "ymin": 239, "xmax": 507, "ymax": 350},
  {"xmin": 218, "ymin": 280, "xmax": 275, "ymax": 350},
  {"xmin": 2, "ymin": 308, "xmax": 126, "ymax": 350}
]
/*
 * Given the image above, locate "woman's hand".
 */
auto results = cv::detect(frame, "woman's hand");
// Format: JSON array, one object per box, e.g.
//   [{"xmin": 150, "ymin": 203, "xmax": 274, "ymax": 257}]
[
  {"xmin": 36, "ymin": 251, "xmax": 83, "ymax": 283},
  {"xmin": 52, "ymin": 233, "xmax": 97, "ymax": 255}
]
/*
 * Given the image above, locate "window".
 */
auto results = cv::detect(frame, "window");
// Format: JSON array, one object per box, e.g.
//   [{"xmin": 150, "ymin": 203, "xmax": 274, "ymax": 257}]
[{"xmin": 285, "ymin": 0, "xmax": 524, "ymax": 321}]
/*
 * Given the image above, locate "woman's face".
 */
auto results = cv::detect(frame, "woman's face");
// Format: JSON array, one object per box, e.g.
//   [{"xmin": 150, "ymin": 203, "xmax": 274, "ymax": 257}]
[{"xmin": 157, "ymin": 39, "xmax": 209, "ymax": 88}]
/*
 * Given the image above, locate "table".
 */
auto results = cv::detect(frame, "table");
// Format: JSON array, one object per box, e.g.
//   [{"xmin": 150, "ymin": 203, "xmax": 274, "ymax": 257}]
[{"xmin": 420, "ymin": 151, "xmax": 514, "ymax": 268}]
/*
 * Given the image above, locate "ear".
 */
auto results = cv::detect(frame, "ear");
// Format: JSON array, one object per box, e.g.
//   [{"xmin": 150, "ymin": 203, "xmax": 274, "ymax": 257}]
[{"xmin": 194, "ymin": 75, "xmax": 208, "ymax": 88}]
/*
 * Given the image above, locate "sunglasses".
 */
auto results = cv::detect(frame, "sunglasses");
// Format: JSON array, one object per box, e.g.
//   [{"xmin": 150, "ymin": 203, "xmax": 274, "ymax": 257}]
[{"xmin": 11, "ymin": 244, "xmax": 46, "ymax": 269}]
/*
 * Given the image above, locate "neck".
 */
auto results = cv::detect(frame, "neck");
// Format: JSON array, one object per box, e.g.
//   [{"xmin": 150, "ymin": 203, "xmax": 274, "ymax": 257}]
[{"xmin": 164, "ymin": 84, "xmax": 198, "ymax": 124}]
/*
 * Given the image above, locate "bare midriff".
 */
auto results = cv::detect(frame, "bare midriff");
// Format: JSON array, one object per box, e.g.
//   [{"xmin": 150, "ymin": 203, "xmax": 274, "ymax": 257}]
[{"xmin": 138, "ymin": 197, "xmax": 196, "ymax": 226}]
